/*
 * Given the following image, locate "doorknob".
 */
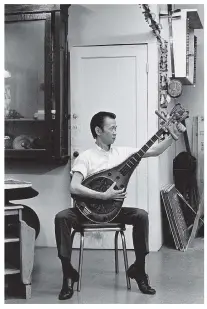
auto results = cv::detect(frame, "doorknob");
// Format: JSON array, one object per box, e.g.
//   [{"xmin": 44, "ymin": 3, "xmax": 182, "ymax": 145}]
[{"xmin": 73, "ymin": 151, "xmax": 79, "ymax": 158}]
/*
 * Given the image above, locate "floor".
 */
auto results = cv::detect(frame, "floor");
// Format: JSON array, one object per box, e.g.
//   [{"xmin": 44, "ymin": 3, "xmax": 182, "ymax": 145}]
[{"xmin": 5, "ymin": 238, "xmax": 204, "ymax": 304}]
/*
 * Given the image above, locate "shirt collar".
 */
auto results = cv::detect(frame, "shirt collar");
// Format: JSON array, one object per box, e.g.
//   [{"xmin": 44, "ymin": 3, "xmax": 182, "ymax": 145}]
[{"xmin": 95, "ymin": 143, "xmax": 113, "ymax": 153}]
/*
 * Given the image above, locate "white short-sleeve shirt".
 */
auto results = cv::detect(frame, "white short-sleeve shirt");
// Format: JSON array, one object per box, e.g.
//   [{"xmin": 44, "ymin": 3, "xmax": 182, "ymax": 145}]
[{"xmin": 71, "ymin": 144, "xmax": 138, "ymax": 180}]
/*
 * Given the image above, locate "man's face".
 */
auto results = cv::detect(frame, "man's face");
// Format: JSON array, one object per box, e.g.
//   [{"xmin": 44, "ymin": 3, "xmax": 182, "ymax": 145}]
[{"xmin": 97, "ymin": 116, "xmax": 117, "ymax": 145}]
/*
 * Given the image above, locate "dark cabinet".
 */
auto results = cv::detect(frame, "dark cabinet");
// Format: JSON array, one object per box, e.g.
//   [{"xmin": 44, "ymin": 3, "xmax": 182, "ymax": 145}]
[{"xmin": 4, "ymin": 5, "xmax": 70, "ymax": 163}]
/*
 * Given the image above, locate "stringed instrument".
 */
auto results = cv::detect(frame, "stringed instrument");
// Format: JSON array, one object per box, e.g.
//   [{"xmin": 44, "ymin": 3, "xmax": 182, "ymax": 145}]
[{"xmin": 72, "ymin": 104, "xmax": 189, "ymax": 223}]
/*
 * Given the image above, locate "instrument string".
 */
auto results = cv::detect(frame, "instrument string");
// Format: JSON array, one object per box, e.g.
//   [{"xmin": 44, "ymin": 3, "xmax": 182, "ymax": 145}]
[{"xmin": 119, "ymin": 129, "xmax": 164, "ymax": 176}]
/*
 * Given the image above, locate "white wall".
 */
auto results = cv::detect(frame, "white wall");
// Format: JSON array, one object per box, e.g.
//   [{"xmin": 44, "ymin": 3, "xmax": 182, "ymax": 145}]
[{"xmin": 68, "ymin": 4, "xmax": 159, "ymax": 48}]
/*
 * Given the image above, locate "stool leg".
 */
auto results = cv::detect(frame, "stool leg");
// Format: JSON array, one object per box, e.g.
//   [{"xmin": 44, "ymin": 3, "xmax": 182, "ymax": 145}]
[
  {"xmin": 114, "ymin": 231, "xmax": 119, "ymax": 274},
  {"xmin": 120, "ymin": 231, "xmax": 131, "ymax": 290},
  {"xmin": 77, "ymin": 232, "xmax": 84, "ymax": 292},
  {"xmin": 71, "ymin": 230, "xmax": 76, "ymax": 248},
  {"xmin": 70, "ymin": 230, "xmax": 76, "ymax": 261}
]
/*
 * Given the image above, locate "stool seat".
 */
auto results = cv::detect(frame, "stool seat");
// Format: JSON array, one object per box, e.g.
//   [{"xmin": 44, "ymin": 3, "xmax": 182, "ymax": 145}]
[{"xmin": 79, "ymin": 222, "xmax": 125, "ymax": 230}]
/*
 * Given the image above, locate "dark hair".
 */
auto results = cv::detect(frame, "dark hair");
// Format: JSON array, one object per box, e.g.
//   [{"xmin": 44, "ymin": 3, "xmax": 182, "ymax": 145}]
[{"xmin": 90, "ymin": 111, "xmax": 116, "ymax": 139}]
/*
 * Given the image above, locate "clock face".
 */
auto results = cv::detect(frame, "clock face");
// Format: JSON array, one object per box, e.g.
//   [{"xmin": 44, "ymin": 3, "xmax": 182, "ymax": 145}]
[{"xmin": 168, "ymin": 79, "xmax": 183, "ymax": 98}]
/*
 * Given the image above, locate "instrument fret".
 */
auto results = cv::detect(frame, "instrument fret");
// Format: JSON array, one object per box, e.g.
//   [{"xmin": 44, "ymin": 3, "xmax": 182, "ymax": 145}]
[{"xmin": 131, "ymin": 157, "xmax": 137, "ymax": 164}]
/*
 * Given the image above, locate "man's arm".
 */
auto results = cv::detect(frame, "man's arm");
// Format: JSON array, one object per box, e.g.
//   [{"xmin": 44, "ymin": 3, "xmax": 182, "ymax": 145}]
[
  {"xmin": 71, "ymin": 172, "xmax": 106, "ymax": 199},
  {"xmin": 70, "ymin": 172, "xmax": 126, "ymax": 201},
  {"xmin": 143, "ymin": 136, "xmax": 173, "ymax": 157},
  {"xmin": 143, "ymin": 122, "xmax": 185, "ymax": 158}
]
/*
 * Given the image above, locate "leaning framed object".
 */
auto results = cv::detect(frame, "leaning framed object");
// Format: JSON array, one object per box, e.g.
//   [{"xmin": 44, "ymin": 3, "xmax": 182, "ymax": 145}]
[{"xmin": 161, "ymin": 184, "xmax": 193, "ymax": 251}]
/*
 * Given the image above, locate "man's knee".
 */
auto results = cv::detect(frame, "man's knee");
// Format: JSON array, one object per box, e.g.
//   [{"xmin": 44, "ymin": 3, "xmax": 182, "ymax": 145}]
[
  {"xmin": 54, "ymin": 208, "xmax": 79, "ymax": 228},
  {"xmin": 55, "ymin": 211, "xmax": 65, "ymax": 223},
  {"xmin": 135, "ymin": 209, "xmax": 149, "ymax": 222},
  {"xmin": 54, "ymin": 209, "xmax": 71, "ymax": 224}
]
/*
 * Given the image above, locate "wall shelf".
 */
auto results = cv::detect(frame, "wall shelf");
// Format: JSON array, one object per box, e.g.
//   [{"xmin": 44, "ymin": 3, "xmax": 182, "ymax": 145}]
[
  {"xmin": 5, "ymin": 119, "xmax": 45, "ymax": 122},
  {"xmin": 5, "ymin": 149, "xmax": 47, "ymax": 160},
  {"xmin": 5, "ymin": 237, "xmax": 20, "ymax": 243},
  {"xmin": 187, "ymin": 9, "xmax": 203, "ymax": 29},
  {"xmin": 5, "ymin": 268, "xmax": 21, "ymax": 275}
]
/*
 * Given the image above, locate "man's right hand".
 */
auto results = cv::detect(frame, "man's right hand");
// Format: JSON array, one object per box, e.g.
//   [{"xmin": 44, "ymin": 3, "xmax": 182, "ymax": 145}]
[{"xmin": 103, "ymin": 182, "xmax": 127, "ymax": 201}]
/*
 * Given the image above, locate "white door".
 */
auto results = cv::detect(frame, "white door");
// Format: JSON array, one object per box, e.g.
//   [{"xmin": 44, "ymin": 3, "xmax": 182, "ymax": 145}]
[{"xmin": 70, "ymin": 45, "xmax": 148, "ymax": 249}]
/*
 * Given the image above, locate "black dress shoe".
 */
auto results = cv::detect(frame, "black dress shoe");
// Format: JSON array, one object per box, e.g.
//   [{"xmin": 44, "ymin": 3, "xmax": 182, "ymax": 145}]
[
  {"xmin": 135, "ymin": 274, "xmax": 156, "ymax": 295},
  {"xmin": 58, "ymin": 281, "xmax": 74, "ymax": 300},
  {"xmin": 58, "ymin": 268, "xmax": 79, "ymax": 301},
  {"xmin": 127, "ymin": 264, "xmax": 156, "ymax": 295}
]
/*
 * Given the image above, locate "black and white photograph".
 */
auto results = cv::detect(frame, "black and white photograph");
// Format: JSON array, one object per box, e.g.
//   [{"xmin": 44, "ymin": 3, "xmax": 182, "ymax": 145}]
[{"xmin": 4, "ymin": 2, "xmax": 204, "ymax": 304}]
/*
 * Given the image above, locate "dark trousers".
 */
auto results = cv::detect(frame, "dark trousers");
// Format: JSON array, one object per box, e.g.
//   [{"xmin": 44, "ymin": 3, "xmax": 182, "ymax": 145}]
[{"xmin": 55, "ymin": 206, "xmax": 149, "ymax": 267}]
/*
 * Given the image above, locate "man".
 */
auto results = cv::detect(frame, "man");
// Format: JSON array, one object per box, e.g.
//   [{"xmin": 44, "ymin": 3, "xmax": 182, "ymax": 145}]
[{"xmin": 55, "ymin": 111, "xmax": 185, "ymax": 300}]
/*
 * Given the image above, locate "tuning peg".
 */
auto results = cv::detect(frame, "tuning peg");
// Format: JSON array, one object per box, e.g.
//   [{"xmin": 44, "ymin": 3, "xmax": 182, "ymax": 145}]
[
  {"xmin": 169, "ymin": 103, "xmax": 181, "ymax": 116},
  {"xmin": 180, "ymin": 111, "xmax": 189, "ymax": 122},
  {"xmin": 155, "ymin": 110, "xmax": 167, "ymax": 122}
]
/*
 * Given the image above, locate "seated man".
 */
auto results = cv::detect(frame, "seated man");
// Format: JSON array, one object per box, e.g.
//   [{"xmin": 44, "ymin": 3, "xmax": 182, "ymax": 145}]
[{"xmin": 55, "ymin": 111, "xmax": 185, "ymax": 300}]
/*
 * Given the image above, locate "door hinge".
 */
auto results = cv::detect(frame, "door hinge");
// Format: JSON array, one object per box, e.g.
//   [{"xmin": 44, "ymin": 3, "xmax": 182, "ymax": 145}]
[{"xmin": 146, "ymin": 63, "xmax": 149, "ymax": 74}]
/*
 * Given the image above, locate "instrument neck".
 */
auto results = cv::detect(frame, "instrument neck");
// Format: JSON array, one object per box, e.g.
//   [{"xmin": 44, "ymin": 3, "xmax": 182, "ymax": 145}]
[{"xmin": 119, "ymin": 128, "xmax": 165, "ymax": 176}]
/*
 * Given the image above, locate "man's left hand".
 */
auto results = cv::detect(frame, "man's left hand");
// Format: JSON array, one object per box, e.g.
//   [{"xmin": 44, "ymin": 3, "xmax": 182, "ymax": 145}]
[{"xmin": 171, "ymin": 122, "xmax": 186, "ymax": 137}]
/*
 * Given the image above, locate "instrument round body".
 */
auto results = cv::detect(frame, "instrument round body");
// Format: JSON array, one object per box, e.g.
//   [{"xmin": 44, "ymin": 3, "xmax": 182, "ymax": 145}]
[{"xmin": 74, "ymin": 169, "xmax": 129, "ymax": 223}]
